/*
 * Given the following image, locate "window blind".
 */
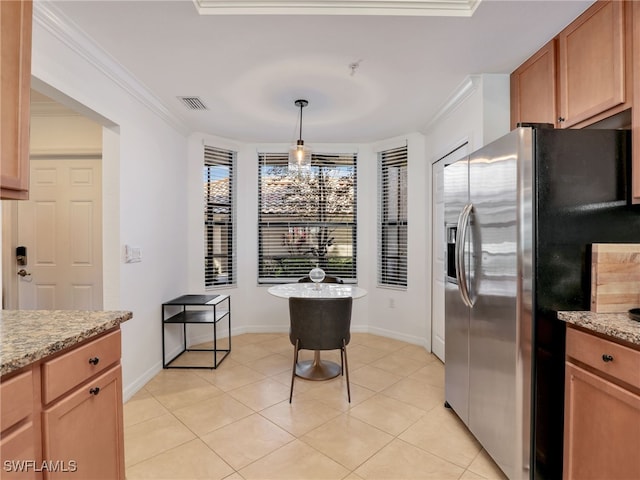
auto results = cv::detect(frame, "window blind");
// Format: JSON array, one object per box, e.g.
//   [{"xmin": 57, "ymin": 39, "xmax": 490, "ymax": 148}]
[
  {"xmin": 204, "ymin": 146, "xmax": 236, "ymax": 287},
  {"xmin": 378, "ymin": 146, "xmax": 408, "ymax": 287},
  {"xmin": 258, "ymin": 152, "xmax": 357, "ymax": 283}
]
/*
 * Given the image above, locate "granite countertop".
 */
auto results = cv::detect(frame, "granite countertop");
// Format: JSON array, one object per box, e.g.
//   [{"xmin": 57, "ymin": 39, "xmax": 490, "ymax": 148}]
[
  {"xmin": 557, "ymin": 311, "xmax": 640, "ymax": 347},
  {"xmin": 0, "ymin": 310, "xmax": 133, "ymax": 377}
]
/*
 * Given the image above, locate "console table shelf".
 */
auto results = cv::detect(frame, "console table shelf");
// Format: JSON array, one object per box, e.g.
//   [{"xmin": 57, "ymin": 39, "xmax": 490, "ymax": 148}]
[{"xmin": 162, "ymin": 294, "xmax": 231, "ymax": 369}]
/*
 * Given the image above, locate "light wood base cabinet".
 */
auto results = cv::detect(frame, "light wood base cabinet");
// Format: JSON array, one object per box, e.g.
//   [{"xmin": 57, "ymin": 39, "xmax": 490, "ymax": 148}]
[
  {"xmin": 0, "ymin": 329, "xmax": 124, "ymax": 479},
  {"xmin": 563, "ymin": 327, "xmax": 640, "ymax": 480},
  {"xmin": 0, "ymin": 423, "xmax": 39, "ymax": 480},
  {"xmin": 0, "ymin": 368, "xmax": 41, "ymax": 479},
  {"xmin": 43, "ymin": 366, "xmax": 124, "ymax": 480}
]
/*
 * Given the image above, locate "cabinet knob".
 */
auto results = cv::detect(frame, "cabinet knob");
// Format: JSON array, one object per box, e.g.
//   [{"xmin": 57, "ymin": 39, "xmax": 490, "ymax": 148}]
[
  {"xmin": 602, "ymin": 354, "xmax": 614, "ymax": 362},
  {"xmin": 557, "ymin": 116, "xmax": 565, "ymax": 123},
  {"xmin": 89, "ymin": 387, "xmax": 101, "ymax": 395},
  {"xmin": 88, "ymin": 357, "xmax": 100, "ymax": 365}
]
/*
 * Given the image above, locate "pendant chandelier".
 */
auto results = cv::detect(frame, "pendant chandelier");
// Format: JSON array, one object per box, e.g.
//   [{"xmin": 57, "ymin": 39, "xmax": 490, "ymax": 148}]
[{"xmin": 288, "ymin": 99, "xmax": 311, "ymax": 175}]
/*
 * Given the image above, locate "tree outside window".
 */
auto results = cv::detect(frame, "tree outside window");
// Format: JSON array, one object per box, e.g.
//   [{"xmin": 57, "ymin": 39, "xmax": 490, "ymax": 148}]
[{"xmin": 258, "ymin": 152, "xmax": 357, "ymax": 283}]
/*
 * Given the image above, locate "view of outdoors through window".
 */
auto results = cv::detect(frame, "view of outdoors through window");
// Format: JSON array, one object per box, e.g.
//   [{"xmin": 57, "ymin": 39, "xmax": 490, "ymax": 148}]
[
  {"xmin": 258, "ymin": 152, "xmax": 357, "ymax": 283},
  {"xmin": 379, "ymin": 146, "xmax": 408, "ymax": 287},
  {"xmin": 204, "ymin": 146, "xmax": 235, "ymax": 287}
]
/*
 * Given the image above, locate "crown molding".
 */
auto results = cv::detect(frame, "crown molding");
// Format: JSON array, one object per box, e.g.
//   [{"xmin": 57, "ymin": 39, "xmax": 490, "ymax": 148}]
[
  {"xmin": 33, "ymin": 1, "xmax": 189, "ymax": 135},
  {"xmin": 422, "ymin": 75, "xmax": 481, "ymax": 132},
  {"xmin": 193, "ymin": 0, "xmax": 481, "ymax": 16}
]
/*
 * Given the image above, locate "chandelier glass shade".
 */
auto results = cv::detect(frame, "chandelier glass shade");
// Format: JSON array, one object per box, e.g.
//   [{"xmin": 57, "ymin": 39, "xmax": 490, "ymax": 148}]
[{"xmin": 288, "ymin": 99, "xmax": 311, "ymax": 175}]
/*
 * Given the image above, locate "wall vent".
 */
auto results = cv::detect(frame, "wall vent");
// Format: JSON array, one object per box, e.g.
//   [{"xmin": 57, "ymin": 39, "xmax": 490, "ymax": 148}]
[{"xmin": 178, "ymin": 96, "xmax": 208, "ymax": 110}]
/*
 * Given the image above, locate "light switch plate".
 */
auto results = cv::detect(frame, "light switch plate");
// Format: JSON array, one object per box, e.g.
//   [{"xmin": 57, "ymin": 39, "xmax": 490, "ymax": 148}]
[{"xmin": 124, "ymin": 245, "xmax": 142, "ymax": 263}]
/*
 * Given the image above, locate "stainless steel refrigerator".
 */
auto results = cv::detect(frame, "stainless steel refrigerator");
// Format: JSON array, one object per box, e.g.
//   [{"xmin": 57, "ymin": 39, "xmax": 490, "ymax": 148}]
[{"xmin": 444, "ymin": 125, "xmax": 639, "ymax": 480}]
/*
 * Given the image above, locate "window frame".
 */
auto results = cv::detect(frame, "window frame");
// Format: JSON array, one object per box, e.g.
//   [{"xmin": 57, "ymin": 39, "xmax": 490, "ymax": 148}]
[
  {"xmin": 378, "ymin": 145, "xmax": 408, "ymax": 288},
  {"xmin": 257, "ymin": 152, "xmax": 358, "ymax": 284},
  {"xmin": 204, "ymin": 145, "xmax": 236, "ymax": 288}
]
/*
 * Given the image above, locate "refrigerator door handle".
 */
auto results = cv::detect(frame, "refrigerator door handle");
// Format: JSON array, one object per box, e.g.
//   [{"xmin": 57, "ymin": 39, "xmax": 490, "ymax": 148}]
[{"xmin": 455, "ymin": 203, "xmax": 474, "ymax": 307}]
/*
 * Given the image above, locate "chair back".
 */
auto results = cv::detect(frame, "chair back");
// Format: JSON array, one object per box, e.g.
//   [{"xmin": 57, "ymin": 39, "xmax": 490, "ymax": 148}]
[
  {"xmin": 288, "ymin": 297, "xmax": 352, "ymax": 351},
  {"xmin": 297, "ymin": 275, "xmax": 344, "ymax": 284}
]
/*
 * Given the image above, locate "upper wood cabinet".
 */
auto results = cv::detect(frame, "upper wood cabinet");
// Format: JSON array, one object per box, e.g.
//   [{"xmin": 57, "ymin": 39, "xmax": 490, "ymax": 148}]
[
  {"xmin": 511, "ymin": 0, "xmax": 632, "ymax": 130},
  {"xmin": 0, "ymin": 0, "xmax": 32, "ymax": 200},
  {"xmin": 511, "ymin": 0, "xmax": 639, "ymax": 204},
  {"xmin": 633, "ymin": 0, "xmax": 640, "ymax": 203},
  {"xmin": 558, "ymin": 0, "xmax": 630, "ymax": 128},
  {"xmin": 510, "ymin": 39, "xmax": 557, "ymax": 130}
]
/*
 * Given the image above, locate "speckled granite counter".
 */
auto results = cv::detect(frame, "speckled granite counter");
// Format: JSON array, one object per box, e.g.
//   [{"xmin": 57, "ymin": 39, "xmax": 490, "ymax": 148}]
[
  {"xmin": 0, "ymin": 310, "xmax": 132, "ymax": 377},
  {"xmin": 558, "ymin": 311, "xmax": 640, "ymax": 347}
]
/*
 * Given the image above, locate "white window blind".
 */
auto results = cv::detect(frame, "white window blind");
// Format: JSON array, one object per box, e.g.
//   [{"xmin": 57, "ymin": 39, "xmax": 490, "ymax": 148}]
[
  {"xmin": 378, "ymin": 146, "xmax": 408, "ymax": 287},
  {"xmin": 204, "ymin": 146, "xmax": 236, "ymax": 287},
  {"xmin": 258, "ymin": 152, "xmax": 357, "ymax": 283}
]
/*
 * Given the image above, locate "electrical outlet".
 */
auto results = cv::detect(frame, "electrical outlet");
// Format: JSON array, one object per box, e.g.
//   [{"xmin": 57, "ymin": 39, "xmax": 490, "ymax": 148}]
[{"xmin": 389, "ymin": 298, "xmax": 395, "ymax": 308}]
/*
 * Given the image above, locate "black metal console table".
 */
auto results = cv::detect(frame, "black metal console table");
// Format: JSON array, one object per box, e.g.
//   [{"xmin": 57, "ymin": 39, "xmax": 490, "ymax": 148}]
[{"xmin": 162, "ymin": 294, "xmax": 231, "ymax": 369}]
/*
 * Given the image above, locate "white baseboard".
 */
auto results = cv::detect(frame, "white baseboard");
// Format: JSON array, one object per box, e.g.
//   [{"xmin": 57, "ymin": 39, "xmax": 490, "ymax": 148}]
[{"xmin": 122, "ymin": 360, "xmax": 162, "ymax": 402}]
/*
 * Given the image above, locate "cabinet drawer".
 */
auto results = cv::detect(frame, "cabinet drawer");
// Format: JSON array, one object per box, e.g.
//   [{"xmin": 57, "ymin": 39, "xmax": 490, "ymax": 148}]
[
  {"xmin": 42, "ymin": 330, "xmax": 121, "ymax": 404},
  {"xmin": 0, "ymin": 369, "xmax": 33, "ymax": 432},
  {"xmin": 566, "ymin": 327, "xmax": 640, "ymax": 389}
]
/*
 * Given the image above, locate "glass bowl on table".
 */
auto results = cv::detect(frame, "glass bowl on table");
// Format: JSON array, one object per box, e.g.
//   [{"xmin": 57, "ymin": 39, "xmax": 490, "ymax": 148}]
[{"xmin": 308, "ymin": 267, "xmax": 325, "ymax": 290}]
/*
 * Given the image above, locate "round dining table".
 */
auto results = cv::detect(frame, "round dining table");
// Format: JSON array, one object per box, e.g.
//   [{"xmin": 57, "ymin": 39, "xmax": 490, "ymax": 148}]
[{"xmin": 268, "ymin": 282, "xmax": 367, "ymax": 380}]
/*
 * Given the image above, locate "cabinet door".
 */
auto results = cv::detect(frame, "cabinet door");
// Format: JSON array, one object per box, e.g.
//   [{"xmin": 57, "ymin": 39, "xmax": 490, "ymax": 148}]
[
  {"xmin": 42, "ymin": 366, "xmax": 124, "ymax": 480},
  {"xmin": 633, "ymin": 0, "xmax": 640, "ymax": 204},
  {"xmin": 563, "ymin": 363, "xmax": 640, "ymax": 480},
  {"xmin": 0, "ymin": 0, "xmax": 32, "ymax": 200},
  {"xmin": 0, "ymin": 422, "xmax": 38, "ymax": 480},
  {"xmin": 510, "ymin": 39, "xmax": 557, "ymax": 130},
  {"xmin": 558, "ymin": 0, "xmax": 626, "ymax": 127}
]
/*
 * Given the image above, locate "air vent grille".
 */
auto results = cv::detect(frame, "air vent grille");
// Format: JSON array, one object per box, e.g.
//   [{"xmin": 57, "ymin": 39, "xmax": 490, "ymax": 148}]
[{"xmin": 178, "ymin": 96, "xmax": 208, "ymax": 110}]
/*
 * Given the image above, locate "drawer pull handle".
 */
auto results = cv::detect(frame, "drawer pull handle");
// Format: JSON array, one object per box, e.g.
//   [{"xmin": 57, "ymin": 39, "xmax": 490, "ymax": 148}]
[
  {"xmin": 88, "ymin": 357, "xmax": 100, "ymax": 365},
  {"xmin": 89, "ymin": 387, "xmax": 100, "ymax": 395},
  {"xmin": 602, "ymin": 354, "xmax": 614, "ymax": 363}
]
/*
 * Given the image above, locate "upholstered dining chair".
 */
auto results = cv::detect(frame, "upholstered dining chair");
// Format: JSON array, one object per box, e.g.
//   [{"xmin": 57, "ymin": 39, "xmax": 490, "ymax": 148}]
[
  {"xmin": 288, "ymin": 296, "xmax": 353, "ymax": 403},
  {"xmin": 297, "ymin": 274, "xmax": 344, "ymax": 284}
]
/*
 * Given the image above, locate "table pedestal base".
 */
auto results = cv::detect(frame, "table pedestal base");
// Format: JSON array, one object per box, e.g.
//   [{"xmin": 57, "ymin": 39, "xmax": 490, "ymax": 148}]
[{"xmin": 295, "ymin": 351, "xmax": 341, "ymax": 380}]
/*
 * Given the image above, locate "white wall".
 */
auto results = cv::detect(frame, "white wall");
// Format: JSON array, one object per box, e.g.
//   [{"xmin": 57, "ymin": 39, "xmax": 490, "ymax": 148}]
[
  {"xmin": 421, "ymin": 73, "xmax": 510, "ymax": 355},
  {"xmin": 186, "ymin": 133, "xmax": 428, "ymax": 347},
  {"xmin": 366, "ymin": 134, "xmax": 429, "ymax": 346},
  {"xmin": 30, "ymin": 11, "xmax": 189, "ymax": 399},
  {"xmin": 186, "ymin": 137, "xmax": 373, "ymax": 340},
  {"xmin": 2, "ymin": 6, "xmax": 511, "ymax": 401},
  {"xmin": 424, "ymin": 74, "xmax": 510, "ymax": 163},
  {"xmin": 29, "ymin": 114, "xmax": 102, "ymax": 156}
]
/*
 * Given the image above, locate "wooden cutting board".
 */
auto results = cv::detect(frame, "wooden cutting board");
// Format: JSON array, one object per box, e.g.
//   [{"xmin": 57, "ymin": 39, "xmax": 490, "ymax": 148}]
[{"xmin": 590, "ymin": 243, "xmax": 640, "ymax": 313}]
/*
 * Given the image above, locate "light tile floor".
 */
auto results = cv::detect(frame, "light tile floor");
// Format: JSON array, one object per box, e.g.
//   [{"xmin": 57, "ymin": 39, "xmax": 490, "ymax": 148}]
[{"xmin": 124, "ymin": 333, "xmax": 508, "ymax": 480}]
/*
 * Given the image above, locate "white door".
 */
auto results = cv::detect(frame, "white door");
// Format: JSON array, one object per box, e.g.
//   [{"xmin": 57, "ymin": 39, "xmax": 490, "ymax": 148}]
[
  {"xmin": 431, "ymin": 143, "xmax": 468, "ymax": 361},
  {"xmin": 17, "ymin": 158, "xmax": 103, "ymax": 310}
]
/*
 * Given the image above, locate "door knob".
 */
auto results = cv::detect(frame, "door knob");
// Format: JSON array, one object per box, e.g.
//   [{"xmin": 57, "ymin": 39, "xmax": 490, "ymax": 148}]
[{"xmin": 17, "ymin": 269, "xmax": 31, "ymax": 277}]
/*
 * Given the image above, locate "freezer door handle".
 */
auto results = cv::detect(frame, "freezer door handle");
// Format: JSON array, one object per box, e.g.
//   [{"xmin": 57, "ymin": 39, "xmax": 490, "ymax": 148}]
[{"xmin": 455, "ymin": 203, "xmax": 474, "ymax": 307}]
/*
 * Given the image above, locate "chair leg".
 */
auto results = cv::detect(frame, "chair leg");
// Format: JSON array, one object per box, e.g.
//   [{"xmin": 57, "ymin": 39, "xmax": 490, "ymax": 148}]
[
  {"xmin": 289, "ymin": 339, "xmax": 299, "ymax": 403},
  {"xmin": 343, "ymin": 339, "xmax": 351, "ymax": 403},
  {"xmin": 340, "ymin": 345, "xmax": 344, "ymax": 376}
]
